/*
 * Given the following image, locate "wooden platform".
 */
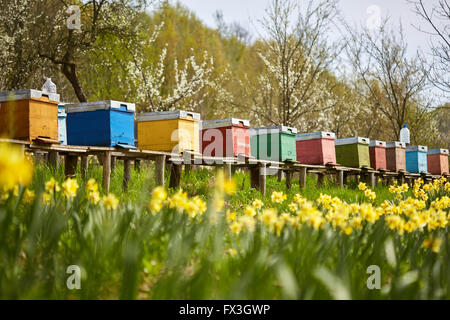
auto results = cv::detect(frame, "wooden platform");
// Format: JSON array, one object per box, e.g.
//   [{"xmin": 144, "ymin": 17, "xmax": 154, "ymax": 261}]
[{"xmin": 1, "ymin": 139, "xmax": 448, "ymax": 195}]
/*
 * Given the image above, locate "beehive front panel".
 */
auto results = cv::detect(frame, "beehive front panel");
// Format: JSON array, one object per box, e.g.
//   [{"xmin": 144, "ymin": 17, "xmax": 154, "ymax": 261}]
[
  {"xmin": 232, "ymin": 126, "xmax": 250, "ymax": 157},
  {"xmin": 178, "ymin": 118, "xmax": 199, "ymax": 153},
  {"xmin": 29, "ymin": 98, "xmax": 58, "ymax": 141},
  {"xmin": 258, "ymin": 132, "xmax": 278, "ymax": 161},
  {"xmin": 0, "ymin": 99, "xmax": 30, "ymax": 140},
  {"xmin": 278, "ymin": 133, "xmax": 295, "ymax": 162},
  {"xmin": 417, "ymin": 152, "xmax": 428, "ymax": 173},
  {"xmin": 321, "ymin": 138, "xmax": 337, "ymax": 165},
  {"xmin": 250, "ymin": 134, "xmax": 258, "ymax": 159},
  {"xmin": 406, "ymin": 152, "xmax": 419, "ymax": 173},
  {"xmin": 427, "ymin": 153, "xmax": 449, "ymax": 175},
  {"xmin": 356, "ymin": 143, "xmax": 371, "ymax": 168},
  {"xmin": 109, "ymin": 110, "xmax": 135, "ymax": 147},
  {"xmin": 67, "ymin": 110, "xmax": 111, "ymax": 146},
  {"xmin": 138, "ymin": 119, "xmax": 179, "ymax": 152},
  {"xmin": 369, "ymin": 146, "xmax": 386, "ymax": 170},
  {"xmin": 335, "ymin": 144, "xmax": 359, "ymax": 168},
  {"xmin": 296, "ymin": 139, "xmax": 322, "ymax": 164},
  {"xmin": 386, "ymin": 147, "xmax": 406, "ymax": 172}
]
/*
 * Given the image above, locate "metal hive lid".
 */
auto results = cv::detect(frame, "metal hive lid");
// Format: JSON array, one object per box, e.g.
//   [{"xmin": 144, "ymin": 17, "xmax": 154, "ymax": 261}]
[
  {"xmin": 428, "ymin": 148, "xmax": 449, "ymax": 155},
  {"xmin": 0, "ymin": 89, "xmax": 60, "ymax": 103},
  {"xmin": 296, "ymin": 131, "xmax": 335, "ymax": 141},
  {"xmin": 136, "ymin": 110, "xmax": 200, "ymax": 122},
  {"xmin": 386, "ymin": 141, "xmax": 405, "ymax": 148},
  {"xmin": 201, "ymin": 118, "xmax": 250, "ymax": 130},
  {"xmin": 66, "ymin": 100, "xmax": 136, "ymax": 113},
  {"xmin": 369, "ymin": 140, "xmax": 386, "ymax": 147},
  {"xmin": 335, "ymin": 137, "xmax": 369, "ymax": 146},
  {"xmin": 406, "ymin": 145, "xmax": 428, "ymax": 152},
  {"xmin": 251, "ymin": 125, "xmax": 298, "ymax": 135}
]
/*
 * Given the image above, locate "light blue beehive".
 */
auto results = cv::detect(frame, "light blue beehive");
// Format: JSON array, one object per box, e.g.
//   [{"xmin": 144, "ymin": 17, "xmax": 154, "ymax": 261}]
[
  {"xmin": 58, "ymin": 104, "xmax": 67, "ymax": 145},
  {"xmin": 406, "ymin": 145, "xmax": 428, "ymax": 173}
]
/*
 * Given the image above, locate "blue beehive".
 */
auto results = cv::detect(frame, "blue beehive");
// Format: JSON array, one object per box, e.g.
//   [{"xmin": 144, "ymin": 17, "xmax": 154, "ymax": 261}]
[
  {"xmin": 66, "ymin": 100, "xmax": 136, "ymax": 148},
  {"xmin": 406, "ymin": 145, "xmax": 428, "ymax": 173},
  {"xmin": 58, "ymin": 104, "xmax": 67, "ymax": 145}
]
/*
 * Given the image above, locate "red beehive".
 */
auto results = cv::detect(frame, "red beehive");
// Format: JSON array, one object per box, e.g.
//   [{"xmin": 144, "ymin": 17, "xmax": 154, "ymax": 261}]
[
  {"xmin": 427, "ymin": 149, "xmax": 449, "ymax": 175},
  {"xmin": 295, "ymin": 131, "xmax": 337, "ymax": 165},
  {"xmin": 369, "ymin": 140, "xmax": 387, "ymax": 170},
  {"xmin": 201, "ymin": 118, "xmax": 250, "ymax": 157},
  {"xmin": 385, "ymin": 142, "xmax": 406, "ymax": 172}
]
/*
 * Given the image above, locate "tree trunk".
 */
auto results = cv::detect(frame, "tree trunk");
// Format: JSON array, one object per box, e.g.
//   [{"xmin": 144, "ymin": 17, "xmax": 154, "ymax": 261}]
[{"xmin": 61, "ymin": 62, "xmax": 87, "ymax": 102}]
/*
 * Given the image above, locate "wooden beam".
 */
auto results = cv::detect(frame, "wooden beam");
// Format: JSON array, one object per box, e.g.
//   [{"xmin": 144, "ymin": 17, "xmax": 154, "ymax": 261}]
[
  {"xmin": 64, "ymin": 155, "xmax": 78, "ymax": 179},
  {"xmin": 299, "ymin": 167, "xmax": 307, "ymax": 189},
  {"xmin": 123, "ymin": 159, "xmax": 132, "ymax": 190},
  {"xmin": 80, "ymin": 155, "xmax": 89, "ymax": 180},
  {"xmin": 155, "ymin": 155, "xmax": 166, "ymax": 187},
  {"xmin": 102, "ymin": 151, "xmax": 112, "ymax": 193}
]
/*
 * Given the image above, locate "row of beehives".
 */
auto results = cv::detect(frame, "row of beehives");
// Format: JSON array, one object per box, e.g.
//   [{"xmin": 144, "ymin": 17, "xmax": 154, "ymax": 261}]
[{"xmin": 0, "ymin": 90, "xmax": 448, "ymax": 175}]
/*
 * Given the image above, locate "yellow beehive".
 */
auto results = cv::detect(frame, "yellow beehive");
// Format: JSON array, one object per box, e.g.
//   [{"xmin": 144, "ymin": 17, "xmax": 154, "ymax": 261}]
[{"xmin": 136, "ymin": 110, "xmax": 200, "ymax": 154}]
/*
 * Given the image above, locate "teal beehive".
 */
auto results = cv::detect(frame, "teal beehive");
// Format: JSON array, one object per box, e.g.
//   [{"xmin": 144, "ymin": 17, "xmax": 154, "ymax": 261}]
[{"xmin": 406, "ymin": 145, "xmax": 428, "ymax": 173}]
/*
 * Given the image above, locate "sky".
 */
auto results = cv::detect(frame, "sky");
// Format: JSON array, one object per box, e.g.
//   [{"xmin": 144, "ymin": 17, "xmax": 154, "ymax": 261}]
[{"xmin": 175, "ymin": 0, "xmax": 435, "ymax": 57}]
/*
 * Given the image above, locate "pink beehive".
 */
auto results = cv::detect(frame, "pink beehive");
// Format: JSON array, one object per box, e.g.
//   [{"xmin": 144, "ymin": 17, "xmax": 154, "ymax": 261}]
[
  {"xmin": 427, "ymin": 149, "xmax": 449, "ymax": 175},
  {"xmin": 369, "ymin": 140, "xmax": 387, "ymax": 170},
  {"xmin": 295, "ymin": 131, "xmax": 337, "ymax": 165}
]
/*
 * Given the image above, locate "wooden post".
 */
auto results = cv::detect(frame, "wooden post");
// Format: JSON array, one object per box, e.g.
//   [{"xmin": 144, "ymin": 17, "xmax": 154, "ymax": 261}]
[
  {"xmin": 102, "ymin": 151, "xmax": 112, "ymax": 193},
  {"xmin": 355, "ymin": 174, "xmax": 360, "ymax": 184},
  {"xmin": 48, "ymin": 151, "xmax": 58, "ymax": 170},
  {"xmin": 250, "ymin": 166, "xmax": 259, "ymax": 190},
  {"xmin": 398, "ymin": 172, "xmax": 405, "ymax": 185},
  {"xmin": 80, "ymin": 155, "xmax": 89, "ymax": 180},
  {"xmin": 299, "ymin": 167, "xmax": 307, "ymax": 189},
  {"xmin": 134, "ymin": 160, "xmax": 141, "ymax": 172},
  {"xmin": 123, "ymin": 159, "xmax": 132, "ymax": 190},
  {"xmin": 285, "ymin": 170, "xmax": 292, "ymax": 190},
  {"xmin": 277, "ymin": 170, "xmax": 283, "ymax": 182},
  {"xmin": 155, "ymin": 155, "xmax": 166, "ymax": 187},
  {"xmin": 64, "ymin": 154, "xmax": 78, "ymax": 179},
  {"xmin": 111, "ymin": 156, "xmax": 117, "ymax": 172},
  {"xmin": 259, "ymin": 164, "xmax": 266, "ymax": 195},
  {"xmin": 317, "ymin": 172, "xmax": 325, "ymax": 187},
  {"xmin": 224, "ymin": 163, "xmax": 232, "ymax": 179},
  {"xmin": 368, "ymin": 172, "xmax": 375, "ymax": 188},
  {"xmin": 337, "ymin": 169, "xmax": 344, "ymax": 188},
  {"xmin": 169, "ymin": 162, "xmax": 182, "ymax": 189}
]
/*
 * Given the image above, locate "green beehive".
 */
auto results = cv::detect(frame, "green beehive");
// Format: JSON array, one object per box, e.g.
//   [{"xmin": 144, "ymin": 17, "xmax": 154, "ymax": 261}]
[
  {"xmin": 250, "ymin": 125, "xmax": 297, "ymax": 162},
  {"xmin": 335, "ymin": 137, "xmax": 371, "ymax": 168}
]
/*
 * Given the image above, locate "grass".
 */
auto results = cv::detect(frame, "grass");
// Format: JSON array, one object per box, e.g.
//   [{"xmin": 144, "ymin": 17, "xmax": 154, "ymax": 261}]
[{"xmin": 0, "ymin": 159, "xmax": 448, "ymax": 300}]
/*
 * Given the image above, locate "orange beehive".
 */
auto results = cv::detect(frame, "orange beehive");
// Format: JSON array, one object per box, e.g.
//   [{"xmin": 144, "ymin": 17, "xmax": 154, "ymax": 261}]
[
  {"xmin": 427, "ymin": 149, "xmax": 449, "ymax": 175},
  {"xmin": 0, "ymin": 90, "xmax": 60, "ymax": 143}
]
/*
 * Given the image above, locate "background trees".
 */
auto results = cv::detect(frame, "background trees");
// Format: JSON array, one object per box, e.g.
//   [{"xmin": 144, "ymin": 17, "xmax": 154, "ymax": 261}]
[{"xmin": 0, "ymin": 0, "xmax": 448, "ymax": 148}]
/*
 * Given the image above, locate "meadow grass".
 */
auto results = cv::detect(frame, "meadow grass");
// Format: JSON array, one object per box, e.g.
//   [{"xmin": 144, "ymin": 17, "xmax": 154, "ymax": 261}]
[{"xmin": 0, "ymin": 160, "xmax": 448, "ymax": 300}]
